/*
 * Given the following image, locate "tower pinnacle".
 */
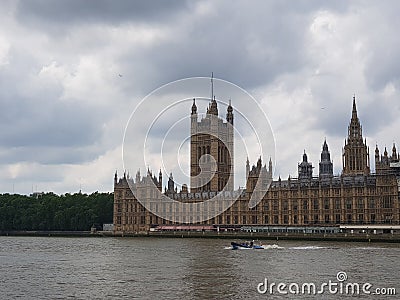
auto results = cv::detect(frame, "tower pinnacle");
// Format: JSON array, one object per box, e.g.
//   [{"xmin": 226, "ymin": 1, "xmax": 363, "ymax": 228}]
[
  {"xmin": 343, "ymin": 95, "xmax": 370, "ymax": 175},
  {"xmin": 352, "ymin": 95, "xmax": 358, "ymax": 119},
  {"xmin": 191, "ymin": 98, "xmax": 197, "ymax": 115}
]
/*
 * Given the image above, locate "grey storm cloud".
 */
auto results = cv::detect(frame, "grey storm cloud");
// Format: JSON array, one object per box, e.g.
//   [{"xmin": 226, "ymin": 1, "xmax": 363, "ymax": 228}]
[
  {"xmin": 0, "ymin": 95, "xmax": 103, "ymax": 148},
  {"xmin": 121, "ymin": 1, "xmax": 346, "ymax": 90},
  {"xmin": 16, "ymin": 0, "xmax": 190, "ymax": 27},
  {"xmin": 0, "ymin": 0, "xmax": 400, "ymax": 194}
]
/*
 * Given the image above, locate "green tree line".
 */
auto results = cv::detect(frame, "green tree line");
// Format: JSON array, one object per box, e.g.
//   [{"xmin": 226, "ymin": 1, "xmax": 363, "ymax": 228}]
[{"xmin": 0, "ymin": 192, "xmax": 113, "ymax": 231}]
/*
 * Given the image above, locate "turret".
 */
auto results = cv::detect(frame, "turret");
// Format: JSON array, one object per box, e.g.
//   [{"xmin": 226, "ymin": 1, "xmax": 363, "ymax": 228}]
[
  {"xmin": 158, "ymin": 169, "xmax": 162, "ymax": 191},
  {"xmin": 208, "ymin": 97, "xmax": 218, "ymax": 116},
  {"xmin": 226, "ymin": 99, "xmax": 233, "ymax": 125},
  {"xmin": 299, "ymin": 150, "xmax": 313, "ymax": 180},
  {"xmin": 303, "ymin": 151, "xmax": 308, "ymax": 163},
  {"xmin": 319, "ymin": 140, "xmax": 333, "ymax": 177},
  {"xmin": 375, "ymin": 144, "xmax": 380, "ymax": 162},
  {"xmin": 135, "ymin": 169, "xmax": 141, "ymax": 183},
  {"xmin": 257, "ymin": 156, "xmax": 262, "ymax": 168},
  {"xmin": 268, "ymin": 157, "xmax": 273, "ymax": 174},
  {"xmin": 392, "ymin": 143, "xmax": 397, "ymax": 159},
  {"xmin": 167, "ymin": 173, "xmax": 174, "ymax": 193},
  {"xmin": 191, "ymin": 98, "xmax": 197, "ymax": 115}
]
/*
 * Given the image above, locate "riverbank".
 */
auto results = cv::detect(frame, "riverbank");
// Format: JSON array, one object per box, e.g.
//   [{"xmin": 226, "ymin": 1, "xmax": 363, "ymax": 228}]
[
  {"xmin": 2, "ymin": 230, "xmax": 400, "ymax": 242},
  {"xmin": 0, "ymin": 230, "xmax": 106, "ymax": 237},
  {"xmin": 118, "ymin": 231, "xmax": 400, "ymax": 243}
]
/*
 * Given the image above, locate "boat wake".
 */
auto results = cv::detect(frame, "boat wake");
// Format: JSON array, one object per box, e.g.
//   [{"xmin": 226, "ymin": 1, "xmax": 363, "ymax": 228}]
[
  {"xmin": 289, "ymin": 246, "xmax": 327, "ymax": 250},
  {"xmin": 263, "ymin": 244, "xmax": 283, "ymax": 250}
]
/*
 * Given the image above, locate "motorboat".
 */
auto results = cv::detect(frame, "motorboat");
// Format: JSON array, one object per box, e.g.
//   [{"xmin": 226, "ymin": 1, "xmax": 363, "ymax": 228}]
[{"xmin": 231, "ymin": 240, "xmax": 264, "ymax": 250}]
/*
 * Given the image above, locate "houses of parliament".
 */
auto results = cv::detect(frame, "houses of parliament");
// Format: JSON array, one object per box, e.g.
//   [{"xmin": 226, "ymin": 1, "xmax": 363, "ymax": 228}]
[{"xmin": 113, "ymin": 95, "xmax": 400, "ymax": 234}]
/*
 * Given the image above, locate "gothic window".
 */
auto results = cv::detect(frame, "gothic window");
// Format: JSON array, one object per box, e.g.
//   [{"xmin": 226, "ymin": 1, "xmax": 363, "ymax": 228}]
[
  {"xmin": 273, "ymin": 200, "xmax": 279, "ymax": 212},
  {"xmin": 273, "ymin": 215, "xmax": 279, "ymax": 224},
  {"xmin": 234, "ymin": 215, "xmax": 238, "ymax": 224},
  {"xmin": 383, "ymin": 197, "xmax": 392, "ymax": 208},
  {"xmin": 313, "ymin": 199, "xmax": 319, "ymax": 210},
  {"xmin": 370, "ymin": 214, "xmax": 376, "ymax": 224},
  {"xmin": 293, "ymin": 215, "xmax": 298, "ymax": 224},
  {"xmin": 325, "ymin": 215, "xmax": 330, "ymax": 223},
  {"xmin": 347, "ymin": 214, "xmax": 352, "ymax": 223},
  {"xmin": 252, "ymin": 215, "xmax": 257, "ymax": 224},
  {"xmin": 335, "ymin": 214, "xmax": 341, "ymax": 224},
  {"xmin": 357, "ymin": 198, "xmax": 364, "ymax": 209},
  {"xmin": 302, "ymin": 200, "xmax": 308, "ymax": 211},
  {"xmin": 358, "ymin": 214, "xmax": 364, "ymax": 224},
  {"xmin": 324, "ymin": 199, "xmax": 330, "ymax": 210},
  {"xmin": 314, "ymin": 214, "xmax": 319, "ymax": 224},
  {"xmin": 283, "ymin": 215, "xmax": 288, "ymax": 224},
  {"xmin": 346, "ymin": 198, "xmax": 352, "ymax": 210}
]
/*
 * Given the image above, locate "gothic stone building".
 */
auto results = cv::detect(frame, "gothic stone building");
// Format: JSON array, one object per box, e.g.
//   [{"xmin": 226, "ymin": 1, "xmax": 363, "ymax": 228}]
[{"xmin": 113, "ymin": 97, "xmax": 400, "ymax": 233}]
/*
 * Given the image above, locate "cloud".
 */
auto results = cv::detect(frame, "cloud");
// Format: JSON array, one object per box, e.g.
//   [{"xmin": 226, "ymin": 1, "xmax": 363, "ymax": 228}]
[
  {"xmin": 0, "ymin": 0, "xmax": 399, "ymax": 194},
  {"xmin": 15, "ymin": 0, "xmax": 190, "ymax": 30}
]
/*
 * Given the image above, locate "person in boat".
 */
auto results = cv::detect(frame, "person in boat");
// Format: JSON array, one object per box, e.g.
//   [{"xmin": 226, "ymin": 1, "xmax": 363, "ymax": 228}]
[{"xmin": 250, "ymin": 241, "xmax": 253, "ymax": 247}]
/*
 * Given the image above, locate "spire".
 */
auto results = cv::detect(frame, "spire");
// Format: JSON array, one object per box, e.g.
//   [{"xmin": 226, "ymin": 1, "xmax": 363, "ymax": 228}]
[
  {"xmin": 303, "ymin": 150, "xmax": 307, "ymax": 162},
  {"xmin": 320, "ymin": 140, "xmax": 333, "ymax": 177},
  {"xmin": 268, "ymin": 157, "xmax": 273, "ymax": 173},
  {"xmin": 323, "ymin": 138, "xmax": 328, "ymax": 151},
  {"xmin": 392, "ymin": 143, "xmax": 397, "ymax": 158},
  {"xmin": 375, "ymin": 144, "xmax": 379, "ymax": 156},
  {"xmin": 352, "ymin": 94, "xmax": 357, "ymax": 119},
  {"xmin": 191, "ymin": 98, "xmax": 197, "ymax": 115},
  {"xmin": 257, "ymin": 156, "xmax": 262, "ymax": 168},
  {"xmin": 226, "ymin": 99, "xmax": 233, "ymax": 124},
  {"xmin": 348, "ymin": 94, "xmax": 362, "ymax": 139},
  {"xmin": 167, "ymin": 172, "xmax": 174, "ymax": 193},
  {"xmin": 136, "ymin": 169, "xmax": 141, "ymax": 182},
  {"xmin": 343, "ymin": 95, "xmax": 370, "ymax": 175}
]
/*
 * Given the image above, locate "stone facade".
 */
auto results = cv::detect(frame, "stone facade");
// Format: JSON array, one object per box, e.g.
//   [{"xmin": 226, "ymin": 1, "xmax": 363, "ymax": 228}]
[
  {"xmin": 190, "ymin": 98, "xmax": 234, "ymax": 192},
  {"xmin": 113, "ymin": 97, "xmax": 400, "ymax": 234}
]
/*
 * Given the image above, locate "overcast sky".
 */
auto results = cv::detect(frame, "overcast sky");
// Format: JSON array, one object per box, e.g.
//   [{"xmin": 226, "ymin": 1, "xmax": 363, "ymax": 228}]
[{"xmin": 1, "ymin": 0, "xmax": 399, "ymax": 194}]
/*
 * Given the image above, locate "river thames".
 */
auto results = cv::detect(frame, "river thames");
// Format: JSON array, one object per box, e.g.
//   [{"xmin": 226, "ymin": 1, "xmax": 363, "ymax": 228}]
[{"xmin": 0, "ymin": 236, "xmax": 399, "ymax": 299}]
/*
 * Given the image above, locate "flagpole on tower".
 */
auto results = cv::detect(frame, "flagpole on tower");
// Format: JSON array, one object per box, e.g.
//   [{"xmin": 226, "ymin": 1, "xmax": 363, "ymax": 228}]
[{"xmin": 211, "ymin": 72, "xmax": 214, "ymax": 101}]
